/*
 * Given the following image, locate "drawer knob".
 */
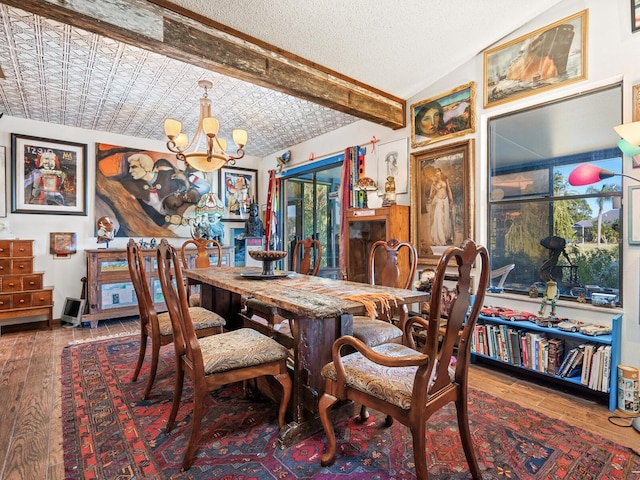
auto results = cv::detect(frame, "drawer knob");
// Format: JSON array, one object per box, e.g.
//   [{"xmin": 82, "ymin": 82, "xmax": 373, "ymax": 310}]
[
  {"xmin": 8, "ymin": 283, "xmax": 15, "ymax": 287},
  {"xmin": 0, "ymin": 301, "xmax": 4, "ymax": 305},
  {"xmin": 19, "ymin": 299, "xmax": 25, "ymax": 304},
  {"xmin": 19, "ymin": 265, "xmax": 25, "ymax": 269},
  {"xmin": 0, "ymin": 266, "xmax": 4, "ymax": 270},
  {"xmin": 28, "ymin": 281, "xmax": 35, "ymax": 286}
]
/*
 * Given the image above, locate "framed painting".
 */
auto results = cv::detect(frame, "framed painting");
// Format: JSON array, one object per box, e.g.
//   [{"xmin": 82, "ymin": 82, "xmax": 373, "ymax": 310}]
[
  {"xmin": 11, "ymin": 134, "xmax": 87, "ymax": 215},
  {"xmin": 49, "ymin": 232, "xmax": 77, "ymax": 255},
  {"xmin": 95, "ymin": 143, "xmax": 215, "ymax": 238},
  {"xmin": 411, "ymin": 82, "xmax": 476, "ymax": 148},
  {"xmin": 629, "ymin": 186, "xmax": 640, "ymax": 244},
  {"xmin": 0, "ymin": 146, "xmax": 5, "ymax": 217},
  {"xmin": 633, "ymin": 84, "xmax": 640, "ymax": 122},
  {"xmin": 410, "ymin": 139, "xmax": 475, "ymax": 265},
  {"xmin": 377, "ymin": 138, "xmax": 409, "ymax": 194},
  {"xmin": 483, "ymin": 9, "xmax": 587, "ymax": 108},
  {"xmin": 219, "ymin": 166, "xmax": 258, "ymax": 221},
  {"xmin": 633, "ymin": 0, "xmax": 640, "ymax": 33}
]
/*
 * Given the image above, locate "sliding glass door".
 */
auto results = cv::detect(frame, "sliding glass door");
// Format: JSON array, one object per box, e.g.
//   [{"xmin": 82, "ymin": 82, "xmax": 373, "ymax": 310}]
[{"xmin": 279, "ymin": 156, "xmax": 343, "ymax": 278}]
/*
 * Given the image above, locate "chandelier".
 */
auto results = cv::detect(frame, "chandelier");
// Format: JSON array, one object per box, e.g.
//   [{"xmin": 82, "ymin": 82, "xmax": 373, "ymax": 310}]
[{"xmin": 164, "ymin": 80, "xmax": 248, "ymax": 172}]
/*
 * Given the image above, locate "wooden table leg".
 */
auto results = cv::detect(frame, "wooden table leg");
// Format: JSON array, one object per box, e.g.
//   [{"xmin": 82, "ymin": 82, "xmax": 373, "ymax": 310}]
[{"xmin": 277, "ymin": 312, "xmax": 354, "ymax": 448}]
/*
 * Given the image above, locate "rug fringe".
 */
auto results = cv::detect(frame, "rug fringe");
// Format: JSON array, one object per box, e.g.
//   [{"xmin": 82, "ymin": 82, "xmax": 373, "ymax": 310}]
[{"xmin": 66, "ymin": 332, "xmax": 137, "ymax": 347}]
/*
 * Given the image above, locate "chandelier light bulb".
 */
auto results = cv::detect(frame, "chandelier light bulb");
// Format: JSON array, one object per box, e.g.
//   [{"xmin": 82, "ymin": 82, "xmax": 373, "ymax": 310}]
[
  {"xmin": 203, "ymin": 117, "xmax": 220, "ymax": 136},
  {"xmin": 233, "ymin": 129, "xmax": 248, "ymax": 148},
  {"xmin": 164, "ymin": 118, "xmax": 182, "ymax": 138}
]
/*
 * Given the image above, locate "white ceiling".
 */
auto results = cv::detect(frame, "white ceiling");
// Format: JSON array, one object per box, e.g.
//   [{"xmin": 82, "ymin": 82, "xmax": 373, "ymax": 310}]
[{"xmin": 0, "ymin": 0, "xmax": 563, "ymax": 158}]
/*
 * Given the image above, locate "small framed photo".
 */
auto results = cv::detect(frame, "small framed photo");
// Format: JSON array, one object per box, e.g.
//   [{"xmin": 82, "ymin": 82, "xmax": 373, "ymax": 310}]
[
  {"xmin": 411, "ymin": 140, "xmax": 475, "ymax": 265},
  {"xmin": 411, "ymin": 82, "xmax": 475, "ymax": 148},
  {"xmin": 219, "ymin": 166, "xmax": 258, "ymax": 221},
  {"xmin": 629, "ymin": 186, "xmax": 640, "ymax": 244},
  {"xmin": 11, "ymin": 134, "xmax": 87, "ymax": 215},
  {"xmin": 50, "ymin": 232, "xmax": 77, "ymax": 255},
  {"xmin": 377, "ymin": 138, "xmax": 409, "ymax": 194},
  {"xmin": 633, "ymin": 0, "xmax": 640, "ymax": 33},
  {"xmin": 483, "ymin": 10, "xmax": 587, "ymax": 108}
]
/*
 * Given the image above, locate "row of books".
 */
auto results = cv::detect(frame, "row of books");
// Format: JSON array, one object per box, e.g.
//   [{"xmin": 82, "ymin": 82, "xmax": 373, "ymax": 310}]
[{"xmin": 471, "ymin": 323, "xmax": 611, "ymax": 392}]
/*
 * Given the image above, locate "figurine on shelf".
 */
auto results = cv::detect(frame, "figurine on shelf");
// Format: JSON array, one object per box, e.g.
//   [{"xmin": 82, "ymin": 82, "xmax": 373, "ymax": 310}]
[
  {"xmin": 382, "ymin": 176, "xmax": 397, "ymax": 206},
  {"xmin": 244, "ymin": 201, "xmax": 264, "ymax": 238},
  {"xmin": 96, "ymin": 216, "xmax": 115, "ymax": 247},
  {"xmin": 538, "ymin": 279, "xmax": 560, "ymax": 317}
]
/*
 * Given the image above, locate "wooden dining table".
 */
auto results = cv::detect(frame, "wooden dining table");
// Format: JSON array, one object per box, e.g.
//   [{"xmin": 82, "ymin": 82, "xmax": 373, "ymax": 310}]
[{"xmin": 183, "ymin": 265, "xmax": 428, "ymax": 447}]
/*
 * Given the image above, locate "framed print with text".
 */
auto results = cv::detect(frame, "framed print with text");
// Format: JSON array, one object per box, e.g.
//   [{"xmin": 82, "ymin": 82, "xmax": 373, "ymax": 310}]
[
  {"xmin": 411, "ymin": 140, "xmax": 475, "ymax": 265},
  {"xmin": 11, "ymin": 134, "xmax": 87, "ymax": 215}
]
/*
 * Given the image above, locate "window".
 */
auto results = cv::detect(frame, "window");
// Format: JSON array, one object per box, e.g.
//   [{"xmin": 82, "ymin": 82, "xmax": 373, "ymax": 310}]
[{"xmin": 488, "ymin": 84, "xmax": 623, "ymax": 305}]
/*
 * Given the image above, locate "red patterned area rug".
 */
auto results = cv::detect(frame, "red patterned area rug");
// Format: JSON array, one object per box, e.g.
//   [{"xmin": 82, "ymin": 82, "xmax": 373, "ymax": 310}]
[{"xmin": 62, "ymin": 335, "xmax": 640, "ymax": 479}]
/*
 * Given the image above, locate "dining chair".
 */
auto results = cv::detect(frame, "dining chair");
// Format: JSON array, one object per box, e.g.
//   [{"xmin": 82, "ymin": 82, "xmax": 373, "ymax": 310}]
[
  {"xmin": 351, "ymin": 238, "xmax": 418, "ymax": 348},
  {"xmin": 243, "ymin": 237, "xmax": 322, "ymax": 344},
  {"xmin": 318, "ymin": 239, "xmax": 489, "ymax": 479},
  {"xmin": 127, "ymin": 239, "xmax": 226, "ymax": 400},
  {"xmin": 156, "ymin": 239, "xmax": 292, "ymax": 471},
  {"xmin": 180, "ymin": 237, "xmax": 223, "ymax": 306}
]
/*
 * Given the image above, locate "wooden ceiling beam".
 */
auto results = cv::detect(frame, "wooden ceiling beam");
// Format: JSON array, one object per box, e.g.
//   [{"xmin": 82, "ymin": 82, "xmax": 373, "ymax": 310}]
[{"xmin": 3, "ymin": 0, "xmax": 405, "ymax": 129}]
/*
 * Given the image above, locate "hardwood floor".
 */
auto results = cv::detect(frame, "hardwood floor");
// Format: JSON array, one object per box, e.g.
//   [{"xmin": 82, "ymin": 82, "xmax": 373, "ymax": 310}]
[{"xmin": 0, "ymin": 318, "xmax": 638, "ymax": 479}]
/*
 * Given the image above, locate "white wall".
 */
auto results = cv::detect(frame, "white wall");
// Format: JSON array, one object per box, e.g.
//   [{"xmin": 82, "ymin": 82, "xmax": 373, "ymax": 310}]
[
  {"xmin": 264, "ymin": 0, "xmax": 640, "ymax": 367},
  {"xmin": 0, "ymin": 117, "xmax": 262, "ymax": 318}
]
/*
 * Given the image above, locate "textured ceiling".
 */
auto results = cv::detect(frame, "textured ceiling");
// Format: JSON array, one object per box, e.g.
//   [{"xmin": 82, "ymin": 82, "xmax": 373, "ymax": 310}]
[{"xmin": 0, "ymin": 1, "xmax": 562, "ymax": 158}]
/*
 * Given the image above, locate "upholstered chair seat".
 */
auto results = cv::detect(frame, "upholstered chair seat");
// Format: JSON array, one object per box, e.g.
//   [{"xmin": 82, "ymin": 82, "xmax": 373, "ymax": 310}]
[
  {"xmin": 155, "ymin": 307, "xmax": 225, "ymax": 337},
  {"xmin": 351, "ymin": 317, "xmax": 403, "ymax": 347},
  {"xmin": 199, "ymin": 328, "xmax": 290, "ymax": 374}
]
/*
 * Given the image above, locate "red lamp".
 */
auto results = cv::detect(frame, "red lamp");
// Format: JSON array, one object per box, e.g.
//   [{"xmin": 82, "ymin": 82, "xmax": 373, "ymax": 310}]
[
  {"xmin": 568, "ymin": 164, "xmax": 615, "ymax": 186},
  {"xmin": 568, "ymin": 163, "xmax": 640, "ymax": 186}
]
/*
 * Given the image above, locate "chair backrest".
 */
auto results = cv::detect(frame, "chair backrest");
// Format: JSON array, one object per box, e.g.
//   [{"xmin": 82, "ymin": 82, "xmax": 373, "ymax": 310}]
[
  {"xmin": 367, "ymin": 238, "xmax": 417, "ymax": 289},
  {"xmin": 418, "ymin": 239, "xmax": 489, "ymax": 396},
  {"xmin": 180, "ymin": 237, "xmax": 223, "ymax": 269},
  {"xmin": 157, "ymin": 239, "xmax": 202, "ymax": 373},
  {"xmin": 292, "ymin": 237, "xmax": 322, "ymax": 276},
  {"xmin": 126, "ymin": 239, "xmax": 157, "ymax": 333},
  {"xmin": 490, "ymin": 263, "xmax": 515, "ymax": 289}
]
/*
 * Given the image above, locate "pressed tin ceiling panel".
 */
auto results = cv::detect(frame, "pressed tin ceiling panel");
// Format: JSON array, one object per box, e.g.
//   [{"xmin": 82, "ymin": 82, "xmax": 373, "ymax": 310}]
[{"xmin": 0, "ymin": 4, "xmax": 359, "ymax": 157}]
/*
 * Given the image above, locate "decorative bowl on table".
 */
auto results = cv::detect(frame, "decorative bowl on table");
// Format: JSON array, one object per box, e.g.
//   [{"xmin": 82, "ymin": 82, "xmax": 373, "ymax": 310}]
[{"xmin": 248, "ymin": 250, "xmax": 288, "ymax": 276}]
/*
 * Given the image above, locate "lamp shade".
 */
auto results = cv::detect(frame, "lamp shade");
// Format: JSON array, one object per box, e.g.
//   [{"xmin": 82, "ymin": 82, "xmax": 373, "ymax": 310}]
[
  {"xmin": 614, "ymin": 121, "xmax": 640, "ymax": 145},
  {"xmin": 617, "ymin": 139, "xmax": 640, "ymax": 157},
  {"xmin": 568, "ymin": 164, "xmax": 616, "ymax": 186}
]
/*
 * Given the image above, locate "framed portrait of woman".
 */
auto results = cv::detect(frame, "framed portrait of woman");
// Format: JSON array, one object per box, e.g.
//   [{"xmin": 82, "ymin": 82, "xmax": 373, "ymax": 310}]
[
  {"xmin": 410, "ymin": 82, "xmax": 476, "ymax": 149},
  {"xmin": 410, "ymin": 140, "xmax": 475, "ymax": 265}
]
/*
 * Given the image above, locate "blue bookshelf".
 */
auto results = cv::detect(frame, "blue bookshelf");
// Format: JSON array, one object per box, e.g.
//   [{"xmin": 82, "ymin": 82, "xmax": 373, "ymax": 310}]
[{"xmin": 471, "ymin": 313, "xmax": 621, "ymax": 411}]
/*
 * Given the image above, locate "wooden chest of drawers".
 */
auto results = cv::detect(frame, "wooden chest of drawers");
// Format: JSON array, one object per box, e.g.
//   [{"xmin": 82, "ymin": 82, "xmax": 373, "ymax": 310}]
[{"xmin": 0, "ymin": 239, "xmax": 53, "ymax": 330}]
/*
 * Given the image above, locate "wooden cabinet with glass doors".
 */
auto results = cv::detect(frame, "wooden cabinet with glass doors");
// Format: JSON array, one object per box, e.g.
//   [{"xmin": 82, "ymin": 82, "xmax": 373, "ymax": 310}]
[{"xmin": 345, "ymin": 205, "xmax": 410, "ymax": 284}]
